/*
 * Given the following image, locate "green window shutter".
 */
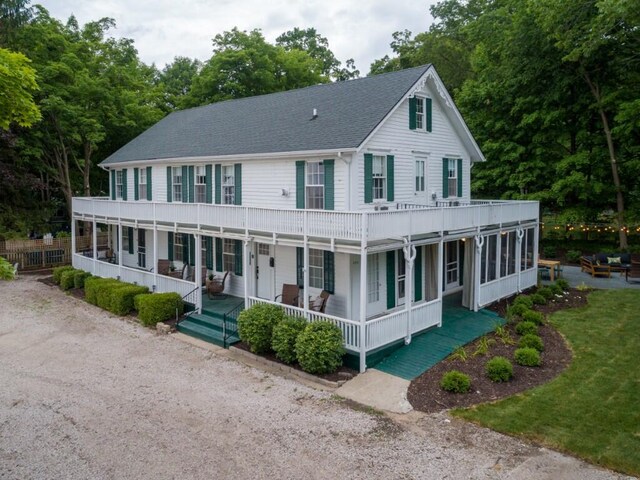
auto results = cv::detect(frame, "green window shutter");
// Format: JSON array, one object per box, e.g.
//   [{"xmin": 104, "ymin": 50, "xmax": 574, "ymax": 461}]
[
  {"xmin": 386, "ymin": 250, "xmax": 396, "ymax": 309},
  {"xmin": 442, "ymin": 158, "xmax": 449, "ymax": 199},
  {"xmin": 364, "ymin": 153, "xmax": 373, "ymax": 204},
  {"xmin": 205, "ymin": 164, "xmax": 212, "ymax": 203},
  {"xmin": 189, "ymin": 234, "xmax": 196, "ymax": 266},
  {"xmin": 214, "ymin": 164, "xmax": 221, "ymax": 204},
  {"xmin": 128, "ymin": 227, "xmax": 134, "ymax": 254},
  {"xmin": 122, "ymin": 169, "xmax": 128, "ymax": 201},
  {"xmin": 414, "ymin": 246, "xmax": 423, "ymax": 302},
  {"xmin": 296, "ymin": 247, "xmax": 304, "ymax": 287},
  {"xmin": 234, "ymin": 239, "xmax": 243, "ymax": 276},
  {"xmin": 234, "ymin": 163, "xmax": 242, "ymax": 205},
  {"xmin": 409, "ymin": 97, "xmax": 417, "ymax": 130},
  {"xmin": 386, "ymin": 155, "xmax": 394, "ymax": 202},
  {"xmin": 146, "ymin": 167, "xmax": 152, "ymax": 201},
  {"xmin": 323, "ymin": 159, "xmax": 334, "ymax": 210},
  {"xmin": 168, "ymin": 232, "xmax": 174, "ymax": 261},
  {"xmin": 134, "ymin": 168, "xmax": 139, "ymax": 200},
  {"xmin": 166, "ymin": 167, "xmax": 172, "ymax": 203},
  {"xmin": 457, "ymin": 158, "xmax": 463, "ymax": 197},
  {"xmin": 111, "ymin": 170, "xmax": 116, "ymax": 200},
  {"xmin": 181, "ymin": 166, "xmax": 188, "ymax": 203},
  {"xmin": 426, "ymin": 97, "xmax": 433, "ymax": 132},
  {"xmin": 323, "ymin": 250, "xmax": 335, "ymax": 294},
  {"xmin": 205, "ymin": 236, "xmax": 213, "ymax": 270},
  {"xmin": 296, "ymin": 161, "xmax": 305, "ymax": 209},
  {"xmin": 188, "ymin": 166, "xmax": 195, "ymax": 203},
  {"xmin": 215, "ymin": 238, "xmax": 222, "ymax": 271}
]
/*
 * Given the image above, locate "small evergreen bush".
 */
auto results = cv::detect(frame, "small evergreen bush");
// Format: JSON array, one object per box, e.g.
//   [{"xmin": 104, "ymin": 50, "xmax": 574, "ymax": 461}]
[
  {"xmin": 59, "ymin": 269, "xmax": 79, "ymax": 290},
  {"xmin": 295, "ymin": 321, "xmax": 345, "ymax": 374},
  {"xmin": 549, "ymin": 283, "xmax": 563, "ymax": 295},
  {"xmin": 507, "ymin": 303, "xmax": 530, "ymax": 320},
  {"xmin": 513, "ymin": 295, "xmax": 534, "ymax": 309},
  {"xmin": 440, "ymin": 370, "xmax": 471, "ymax": 393},
  {"xmin": 514, "ymin": 347, "xmax": 541, "ymax": 367},
  {"xmin": 556, "ymin": 278, "xmax": 570, "ymax": 291},
  {"xmin": 515, "ymin": 320, "xmax": 538, "ymax": 336},
  {"xmin": 537, "ymin": 286, "xmax": 554, "ymax": 301},
  {"xmin": 135, "ymin": 292, "xmax": 183, "ymax": 326},
  {"xmin": 237, "ymin": 303, "xmax": 285, "ymax": 354},
  {"xmin": 531, "ymin": 293, "xmax": 546, "ymax": 305},
  {"xmin": 566, "ymin": 250, "xmax": 581, "ymax": 263},
  {"xmin": 522, "ymin": 310, "xmax": 544, "ymax": 325},
  {"xmin": 73, "ymin": 271, "xmax": 91, "ymax": 289},
  {"xmin": 485, "ymin": 356, "xmax": 513, "ymax": 382},
  {"xmin": 109, "ymin": 285, "xmax": 149, "ymax": 315},
  {"xmin": 271, "ymin": 315, "xmax": 307, "ymax": 364},
  {"xmin": 519, "ymin": 333, "xmax": 544, "ymax": 351},
  {"xmin": 52, "ymin": 265, "xmax": 75, "ymax": 284}
]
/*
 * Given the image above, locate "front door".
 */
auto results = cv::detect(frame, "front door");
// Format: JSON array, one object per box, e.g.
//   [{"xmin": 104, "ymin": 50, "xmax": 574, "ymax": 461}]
[
  {"xmin": 444, "ymin": 240, "xmax": 460, "ymax": 291},
  {"xmin": 138, "ymin": 229, "xmax": 146, "ymax": 269},
  {"xmin": 366, "ymin": 253, "xmax": 386, "ymax": 317},
  {"xmin": 256, "ymin": 243, "xmax": 274, "ymax": 299}
]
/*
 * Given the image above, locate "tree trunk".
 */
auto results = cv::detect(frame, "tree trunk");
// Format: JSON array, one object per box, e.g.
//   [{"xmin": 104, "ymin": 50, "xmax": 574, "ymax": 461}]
[{"xmin": 582, "ymin": 70, "xmax": 627, "ymax": 249}]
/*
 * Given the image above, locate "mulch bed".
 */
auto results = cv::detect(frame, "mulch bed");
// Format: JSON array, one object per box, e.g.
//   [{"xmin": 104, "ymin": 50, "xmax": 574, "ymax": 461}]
[
  {"xmin": 408, "ymin": 288, "xmax": 590, "ymax": 414},
  {"xmin": 234, "ymin": 341, "xmax": 357, "ymax": 383}
]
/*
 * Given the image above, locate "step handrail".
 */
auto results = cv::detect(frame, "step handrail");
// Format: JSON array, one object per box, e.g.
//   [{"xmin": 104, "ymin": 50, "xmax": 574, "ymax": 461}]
[
  {"xmin": 223, "ymin": 300, "xmax": 244, "ymax": 348},
  {"xmin": 176, "ymin": 285, "xmax": 200, "ymax": 324}
]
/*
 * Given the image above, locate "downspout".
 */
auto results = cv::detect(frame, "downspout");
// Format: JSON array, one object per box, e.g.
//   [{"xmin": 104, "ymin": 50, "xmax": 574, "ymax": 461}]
[{"xmin": 403, "ymin": 238, "xmax": 417, "ymax": 345}]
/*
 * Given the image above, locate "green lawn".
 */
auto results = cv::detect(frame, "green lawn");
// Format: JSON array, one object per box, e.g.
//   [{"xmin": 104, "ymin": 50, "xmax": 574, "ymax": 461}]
[{"xmin": 453, "ymin": 289, "xmax": 640, "ymax": 476}]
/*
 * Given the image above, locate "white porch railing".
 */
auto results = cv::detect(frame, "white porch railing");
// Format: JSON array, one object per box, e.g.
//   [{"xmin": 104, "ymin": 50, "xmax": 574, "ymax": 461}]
[
  {"xmin": 411, "ymin": 300, "xmax": 442, "ymax": 334},
  {"xmin": 520, "ymin": 268, "xmax": 537, "ymax": 290},
  {"xmin": 478, "ymin": 267, "xmax": 538, "ymax": 307},
  {"xmin": 73, "ymin": 197, "xmax": 538, "ymax": 242}
]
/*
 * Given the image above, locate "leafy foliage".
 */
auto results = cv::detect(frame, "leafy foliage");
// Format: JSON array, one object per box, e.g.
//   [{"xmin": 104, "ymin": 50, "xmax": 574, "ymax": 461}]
[
  {"xmin": 109, "ymin": 285, "xmax": 149, "ymax": 316},
  {"xmin": 73, "ymin": 270, "xmax": 91, "ymax": 289},
  {"xmin": 52, "ymin": 265, "xmax": 75, "ymax": 284},
  {"xmin": 519, "ymin": 333, "xmax": 544, "ymax": 352},
  {"xmin": 440, "ymin": 370, "xmax": 471, "ymax": 393},
  {"xmin": 0, "ymin": 47, "xmax": 40, "ymax": 129},
  {"xmin": 59, "ymin": 268, "xmax": 78, "ymax": 290},
  {"xmin": 522, "ymin": 310, "xmax": 544, "ymax": 325},
  {"xmin": 514, "ymin": 347, "xmax": 541, "ymax": 367},
  {"xmin": 237, "ymin": 303, "xmax": 285, "ymax": 354},
  {"xmin": 485, "ymin": 356, "xmax": 513, "ymax": 383},
  {"xmin": 135, "ymin": 292, "xmax": 183, "ymax": 327},
  {"xmin": 450, "ymin": 345, "xmax": 469, "ymax": 362},
  {"xmin": 515, "ymin": 321, "xmax": 538, "ymax": 336},
  {"xmin": 271, "ymin": 315, "xmax": 307, "ymax": 364},
  {"xmin": 295, "ymin": 321, "xmax": 345, "ymax": 374},
  {"xmin": 473, "ymin": 335, "xmax": 495, "ymax": 357},
  {"xmin": 0, "ymin": 256, "xmax": 15, "ymax": 280}
]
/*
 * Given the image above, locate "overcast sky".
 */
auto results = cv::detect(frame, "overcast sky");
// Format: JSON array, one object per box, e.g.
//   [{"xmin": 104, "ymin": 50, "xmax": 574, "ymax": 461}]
[{"xmin": 37, "ymin": 0, "xmax": 437, "ymax": 74}]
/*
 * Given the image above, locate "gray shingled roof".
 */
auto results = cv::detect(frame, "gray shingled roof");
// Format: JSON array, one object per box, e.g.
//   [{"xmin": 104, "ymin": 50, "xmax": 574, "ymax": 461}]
[{"xmin": 101, "ymin": 65, "xmax": 431, "ymax": 165}]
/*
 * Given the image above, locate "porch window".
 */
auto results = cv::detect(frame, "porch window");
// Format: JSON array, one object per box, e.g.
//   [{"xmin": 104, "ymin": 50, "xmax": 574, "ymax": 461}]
[
  {"xmin": 480, "ymin": 234, "xmax": 498, "ymax": 284},
  {"xmin": 372, "ymin": 155, "xmax": 386, "ymax": 200},
  {"xmin": 222, "ymin": 165, "xmax": 235, "ymax": 205},
  {"xmin": 306, "ymin": 162, "xmax": 324, "ymax": 210},
  {"xmin": 174, "ymin": 233, "xmax": 184, "ymax": 263},
  {"xmin": 223, "ymin": 238, "xmax": 235, "ymax": 272},
  {"xmin": 172, "ymin": 167, "xmax": 183, "ymax": 202},
  {"xmin": 195, "ymin": 166, "xmax": 206, "ymax": 203},
  {"xmin": 447, "ymin": 159, "xmax": 458, "ymax": 197},
  {"xmin": 500, "ymin": 231, "xmax": 517, "ymax": 277},
  {"xmin": 415, "ymin": 158, "xmax": 425, "ymax": 192},
  {"xmin": 367, "ymin": 254, "xmax": 380, "ymax": 303},
  {"xmin": 308, "ymin": 249, "xmax": 324, "ymax": 289},
  {"xmin": 522, "ymin": 228, "xmax": 535, "ymax": 269},
  {"xmin": 122, "ymin": 226, "xmax": 130, "ymax": 252},
  {"xmin": 138, "ymin": 168, "xmax": 147, "ymax": 200},
  {"xmin": 116, "ymin": 171, "xmax": 123, "ymax": 199}
]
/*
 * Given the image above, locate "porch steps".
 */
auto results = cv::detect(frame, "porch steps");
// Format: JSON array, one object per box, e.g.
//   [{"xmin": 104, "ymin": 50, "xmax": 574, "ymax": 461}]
[{"xmin": 176, "ymin": 312, "xmax": 240, "ymax": 348}]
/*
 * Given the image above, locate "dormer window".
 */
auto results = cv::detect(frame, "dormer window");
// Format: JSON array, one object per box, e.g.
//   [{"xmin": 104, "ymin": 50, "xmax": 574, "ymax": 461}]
[{"xmin": 409, "ymin": 96, "xmax": 432, "ymax": 132}]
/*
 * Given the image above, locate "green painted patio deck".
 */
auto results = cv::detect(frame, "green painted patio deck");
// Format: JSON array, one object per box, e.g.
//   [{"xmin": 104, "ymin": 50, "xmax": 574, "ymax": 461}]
[
  {"xmin": 374, "ymin": 294, "xmax": 504, "ymax": 380},
  {"xmin": 177, "ymin": 292, "xmax": 244, "ymax": 348}
]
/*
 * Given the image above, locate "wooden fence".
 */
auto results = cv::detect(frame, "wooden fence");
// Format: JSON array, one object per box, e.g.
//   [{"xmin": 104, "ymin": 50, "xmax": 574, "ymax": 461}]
[{"xmin": 0, "ymin": 233, "xmax": 108, "ymax": 271}]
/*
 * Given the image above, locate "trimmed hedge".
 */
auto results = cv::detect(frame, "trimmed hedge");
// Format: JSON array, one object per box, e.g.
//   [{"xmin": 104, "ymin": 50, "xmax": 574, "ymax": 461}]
[
  {"xmin": 519, "ymin": 333, "xmax": 544, "ymax": 351},
  {"xmin": 441, "ymin": 370, "xmax": 471, "ymax": 393},
  {"xmin": 52, "ymin": 265, "xmax": 75, "ymax": 284},
  {"xmin": 60, "ymin": 269, "xmax": 79, "ymax": 290},
  {"xmin": 271, "ymin": 315, "xmax": 307, "ymax": 364},
  {"xmin": 237, "ymin": 303, "xmax": 286, "ymax": 354},
  {"xmin": 514, "ymin": 347, "xmax": 541, "ymax": 367},
  {"xmin": 84, "ymin": 277, "xmax": 121, "ymax": 305},
  {"xmin": 74, "ymin": 271, "xmax": 91, "ymax": 289},
  {"xmin": 135, "ymin": 292, "xmax": 183, "ymax": 327},
  {"xmin": 486, "ymin": 356, "xmax": 513, "ymax": 382},
  {"xmin": 109, "ymin": 285, "xmax": 149, "ymax": 315},
  {"xmin": 295, "ymin": 321, "xmax": 345, "ymax": 374}
]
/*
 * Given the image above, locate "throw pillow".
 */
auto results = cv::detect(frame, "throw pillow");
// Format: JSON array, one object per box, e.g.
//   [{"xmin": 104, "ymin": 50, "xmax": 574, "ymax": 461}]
[{"xmin": 607, "ymin": 257, "xmax": 621, "ymax": 264}]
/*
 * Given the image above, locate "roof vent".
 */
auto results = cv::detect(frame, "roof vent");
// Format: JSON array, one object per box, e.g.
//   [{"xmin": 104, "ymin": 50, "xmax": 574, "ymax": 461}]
[{"xmin": 311, "ymin": 108, "xmax": 318, "ymax": 120}]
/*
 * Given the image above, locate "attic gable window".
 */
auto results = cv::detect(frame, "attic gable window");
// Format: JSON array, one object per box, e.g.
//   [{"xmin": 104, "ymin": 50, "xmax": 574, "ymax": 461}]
[{"xmin": 409, "ymin": 96, "xmax": 432, "ymax": 132}]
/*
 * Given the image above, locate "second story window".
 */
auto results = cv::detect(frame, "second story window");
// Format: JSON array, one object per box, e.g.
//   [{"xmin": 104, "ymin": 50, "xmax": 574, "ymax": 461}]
[
  {"xmin": 116, "ymin": 171, "xmax": 123, "ymax": 199},
  {"xmin": 172, "ymin": 167, "xmax": 182, "ymax": 202},
  {"xmin": 195, "ymin": 166, "xmax": 206, "ymax": 203},
  {"xmin": 372, "ymin": 155, "xmax": 387, "ymax": 200},
  {"xmin": 415, "ymin": 158, "xmax": 425, "ymax": 192},
  {"xmin": 409, "ymin": 96, "xmax": 432, "ymax": 132},
  {"xmin": 222, "ymin": 165, "xmax": 235, "ymax": 205},
  {"xmin": 447, "ymin": 159, "xmax": 458, "ymax": 197},
  {"xmin": 306, "ymin": 162, "xmax": 324, "ymax": 209},
  {"xmin": 415, "ymin": 98, "xmax": 424, "ymax": 129},
  {"xmin": 138, "ymin": 168, "xmax": 147, "ymax": 200}
]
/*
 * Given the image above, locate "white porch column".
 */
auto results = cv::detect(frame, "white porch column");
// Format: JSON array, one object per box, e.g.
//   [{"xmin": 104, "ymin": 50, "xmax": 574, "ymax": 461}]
[
  {"xmin": 516, "ymin": 228, "xmax": 524, "ymax": 292},
  {"xmin": 243, "ymin": 238, "xmax": 250, "ymax": 308},
  {"xmin": 474, "ymin": 234, "xmax": 485, "ymax": 312},
  {"xmin": 92, "ymin": 219, "xmax": 97, "ymax": 274},
  {"xmin": 303, "ymin": 211, "xmax": 309, "ymax": 312},
  {"xmin": 403, "ymin": 241, "xmax": 416, "ymax": 344},
  {"xmin": 118, "ymin": 223, "xmax": 123, "ymax": 279},
  {"xmin": 358, "ymin": 213, "xmax": 368, "ymax": 373},
  {"xmin": 195, "ymin": 233, "xmax": 202, "ymax": 313},
  {"xmin": 437, "ymin": 237, "xmax": 444, "ymax": 326},
  {"xmin": 152, "ymin": 224, "xmax": 158, "ymax": 291},
  {"xmin": 534, "ymin": 223, "xmax": 540, "ymax": 270}
]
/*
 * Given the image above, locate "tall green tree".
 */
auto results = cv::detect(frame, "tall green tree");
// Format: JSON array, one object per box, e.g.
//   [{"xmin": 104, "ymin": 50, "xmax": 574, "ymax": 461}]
[
  {"xmin": 0, "ymin": 48, "xmax": 40, "ymax": 128},
  {"xmin": 158, "ymin": 56, "xmax": 202, "ymax": 111}
]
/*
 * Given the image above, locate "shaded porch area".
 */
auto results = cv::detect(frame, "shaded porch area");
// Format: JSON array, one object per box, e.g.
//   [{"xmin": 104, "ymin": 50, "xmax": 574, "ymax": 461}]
[{"xmin": 372, "ymin": 293, "xmax": 504, "ymax": 380}]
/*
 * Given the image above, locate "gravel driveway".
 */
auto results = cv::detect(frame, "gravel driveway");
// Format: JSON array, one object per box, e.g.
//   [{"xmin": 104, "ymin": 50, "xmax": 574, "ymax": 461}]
[{"xmin": 0, "ymin": 276, "xmax": 629, "ymax": 479}]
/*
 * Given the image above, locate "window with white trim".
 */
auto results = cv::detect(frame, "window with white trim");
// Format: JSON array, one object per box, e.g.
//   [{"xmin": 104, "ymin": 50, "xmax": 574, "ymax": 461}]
[
  {"xmin": 447, "ymin": 159, "xmax": 458, "ymax": 197},
  {"xmin": 306, "ymin": 162, "xmax": 324, "ymax": 210},
  {"xmin": 223, "ymin": 239, "xmax": 235, "ymax": 272},
  {"xmin": 172, "ymin": 167, "xmax": 183, "ymax": 203},
  {"xmin": 222, "ymin": 165, "xmax": 235, "ymax": 205},
  {"xmin": 116, "ymin": 171, "xmax": 123, "ymax": 199},
  {"xmin": 174, "ymin": 233, "xmax": 185, "ymax": 263},
  {"xmin": 415, "ymin": 97, "xmax": 425, "ymax": 130},
  {"xmin": 308, "ymin": 248, "xmax": 324, "ymax": 289},
  {"xmin": 138, "ymin": 168, "xmax": 147, "ymax": 200},
  {"xmin": 522, "ymin": 228, "xmax": 535, "ymax": 269},
  {"xmin": 415, "ymin": 158, "xmax": 425, "ymax": 192},
  {"xmin": 372, "ymin": 155, "xmax": 386, "ymax": 200},
  {"xmin": 122, "ymin": 226, "xmax": 130, "ymax": 251},
  {"xmin": 500, "ymin": 231, "xmax": 517, "ymax": 277},
  {"xmin": 480, "ymin": 234, "xmax": 498, "ymax": 284},
  {"xmin": 195, "ymin": 166, "xmax": 206, "ymax": 203}
]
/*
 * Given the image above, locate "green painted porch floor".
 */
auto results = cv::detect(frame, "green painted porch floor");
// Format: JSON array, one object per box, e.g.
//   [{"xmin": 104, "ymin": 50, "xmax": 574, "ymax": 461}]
[
  {"xmin": 200, "ymin": 292, "xmax": 244, "ymax": 318},
  {"xmin": 374, "ymin": 295, "xmax": 504, "ymax": 380}
]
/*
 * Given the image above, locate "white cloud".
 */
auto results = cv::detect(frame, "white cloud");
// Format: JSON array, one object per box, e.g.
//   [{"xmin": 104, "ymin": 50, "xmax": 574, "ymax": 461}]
[{"xmin": 38, "ymin": 0, "xmax": 437, "ymax": 73}]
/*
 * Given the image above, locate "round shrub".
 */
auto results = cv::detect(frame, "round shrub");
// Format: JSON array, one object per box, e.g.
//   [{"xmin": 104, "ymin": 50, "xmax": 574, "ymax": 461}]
[
  {"xmin": 549, "ymin": 283, "xmax": 563, "ymax": 296},
  {"xmin": 295, "ymin": 321, "xmax": 345, "ymax": 374},
  {"xmin": 237, "ymin": 303, "xmax": 285, "ymax": 354},
  {"xmin": 440, "ymin": 370, "xmax": 471, "ymax": 393},
  {"xmin": 556, "ymin": 279, "xmax": 570, "ymax": 291},
  {"xmin": 73, "ymin": 271, "xmax": 91, "ymax": 289},
  {"xmin": 514, "ymin": 347, "xmax": 541, "ymax": 367},
  {"xmin": 515, "ymin": 320, "xmax": 538, "ymax": 336},
  {"xmin": 537, "ymin": 286, "xmax": 554, "ymax": 301},
  {"xmin": 512, "ymin": 295, "xmax": 534, "ymax": 309},
  {"xmin": 59, "ymin": 269, "xmax": 79, "ymax": 290},
  {"xmin": 531, "ymin": 293, "xmax": 546, "ymax": 305},
  {"xmin": 135, "ymin": 292, "xmax": 183, "ymax": 326},
  {"xmin": 485, "ymin": 356, "xmax": 513, "ymax": 382},
  {"xmin": 507, "ymin": 303, "xmax": 530, "ymax": 320},
  {"xmin": 519, "ymin": 333, "xmax": 544, "ymax": 351},
  {"xmin": 271, "ymin": 315, "xmax": 307, "ymax": 364},
  {"xmin": 522, "ymin": 310, "xmax": 544, "ymax": 325}
]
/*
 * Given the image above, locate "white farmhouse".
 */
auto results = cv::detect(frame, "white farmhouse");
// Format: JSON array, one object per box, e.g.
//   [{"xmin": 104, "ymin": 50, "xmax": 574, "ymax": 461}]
[{"xmin": 72, "ymin": 65, "xmax": 539, "ymax": 372}]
